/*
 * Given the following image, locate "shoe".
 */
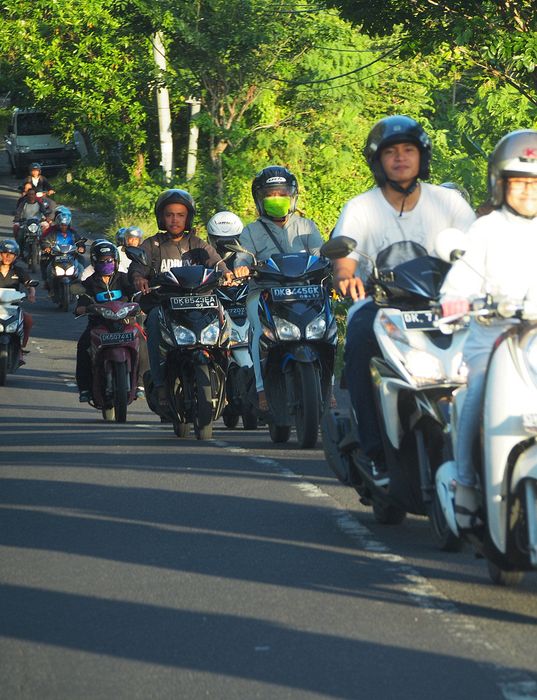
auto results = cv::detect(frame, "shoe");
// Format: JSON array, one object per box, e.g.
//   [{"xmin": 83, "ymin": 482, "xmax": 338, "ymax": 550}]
[
  {"xmin": 135, "ymin": 386, "xmax": 145, "ymax": 399},
  {"xmin": 21, "ymin": 348, "xmax": 30, "ymax": 354},
  {"xmin": 79, "ymin": 390, "xmax": 90, "ymax": 403},
  {"xmin": 366, "ymin": 450, "xmax": 390, "ymax": 487},
  {"xmin": 17, "ymin": 358, "xmax": 26, "ymax": 367},
  {"xmin": 455, "ymin": 483, "xmax": 482, "ymax": 530},
  {"xmin": 257, "ymin": 390, "xmax": 269, "ymax": 412}
]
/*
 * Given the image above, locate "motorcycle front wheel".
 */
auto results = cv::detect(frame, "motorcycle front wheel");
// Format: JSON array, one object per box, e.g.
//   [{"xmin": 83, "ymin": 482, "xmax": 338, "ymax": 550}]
[
  {"xmin": 294, "ymin": 362, "xmax": 321, "ymax": 448},
  {"xmin": 0, "ymin": 347, "xmax": 8, "ymax": 386},
  {"xmin": 60, "ymin": 284, "xmax": 70, "ymax": 312},
  {"xmin": 30, "ymin": 243, "xmax": 40, "ymax": 273},
  {"xmin": 193, "ymin": 364, "xmax": 214, "ymax": 440},
  {"xmin": 113, "ymin": 361, "xmax": 129, "ymax": 423}
]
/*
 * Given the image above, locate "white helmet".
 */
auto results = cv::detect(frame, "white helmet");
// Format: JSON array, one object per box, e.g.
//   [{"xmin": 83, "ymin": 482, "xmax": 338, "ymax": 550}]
[{"xmin": 206, "ymin": 211, "xmax": 244, "ymax": 238}]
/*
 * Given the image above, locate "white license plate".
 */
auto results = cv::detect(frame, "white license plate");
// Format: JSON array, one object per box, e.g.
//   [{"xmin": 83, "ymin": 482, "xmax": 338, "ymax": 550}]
[
  {"xmin": 227, "ymin": 306, "xmax": 247, "ymax": 318},
  {"xmin": 401, "ymin": 310, "xmax": 438, "ymax": 330},
  {"xmin": 170, "ymin": 294, "xmax": 218, "ymax": 310},
  {"xmin": 271, "ymin": 285, "xmax": 323, "ymax": 302},
  {"xmin": 101, "ymin": 331, "xmax": 135, "ymax": 344}
]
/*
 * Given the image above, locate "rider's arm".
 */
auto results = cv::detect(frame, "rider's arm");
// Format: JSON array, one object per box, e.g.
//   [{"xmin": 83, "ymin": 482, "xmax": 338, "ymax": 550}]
[{"xmin": 332, "ymin": 257, "xmax": 365, "ymax": 301}]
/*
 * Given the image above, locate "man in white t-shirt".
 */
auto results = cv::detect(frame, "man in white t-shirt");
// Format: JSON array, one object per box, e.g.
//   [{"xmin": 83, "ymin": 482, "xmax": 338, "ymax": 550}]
[{"xmin": 331, "ymin": 115, "xmax": 476, "ymax": 484}]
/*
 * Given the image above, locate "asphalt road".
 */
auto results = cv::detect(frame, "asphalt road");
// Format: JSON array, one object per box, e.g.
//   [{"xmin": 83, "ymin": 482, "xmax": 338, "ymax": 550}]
[{"xmin": 1, "ymin": 153, "xmax": 537, "ymax": 700}]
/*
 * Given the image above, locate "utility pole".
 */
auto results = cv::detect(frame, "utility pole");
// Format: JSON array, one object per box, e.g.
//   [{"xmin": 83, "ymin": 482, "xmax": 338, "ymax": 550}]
[{"xmin": 152, "ymin": 31, "xmax": 173, "ymax": 181}]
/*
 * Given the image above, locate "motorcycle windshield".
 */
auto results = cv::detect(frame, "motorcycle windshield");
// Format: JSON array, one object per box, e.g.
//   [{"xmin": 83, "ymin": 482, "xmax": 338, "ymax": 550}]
[
  {"xmin": 257, "ymin": 253, "xmax": 329, "ymax": 280},
  {"xmin": 382, "ymin": 255, "xmax": 451, "ymax": 301},
  {"xmin": 52, "ymin": 244, "xmax": 76, "ymax": 255},
  {"xmin": 158, "ymin": 265, "xmax": 221, "ymax": 291},
  {"xmin": 376, "ymin": 241, "xmax": 428, "ymax": 271}
]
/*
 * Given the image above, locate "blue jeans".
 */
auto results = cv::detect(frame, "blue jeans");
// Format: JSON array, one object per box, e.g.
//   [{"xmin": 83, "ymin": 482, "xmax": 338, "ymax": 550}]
[{"xmin": 344, "ymin": 301, "xmax": 382, "ymax": 456}]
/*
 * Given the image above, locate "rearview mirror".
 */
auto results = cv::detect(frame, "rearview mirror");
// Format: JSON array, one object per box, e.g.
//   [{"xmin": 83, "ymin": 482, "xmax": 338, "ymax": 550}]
[{"xmin": 320, "ymin": 235, "xmax": 356, "ymax": 260}]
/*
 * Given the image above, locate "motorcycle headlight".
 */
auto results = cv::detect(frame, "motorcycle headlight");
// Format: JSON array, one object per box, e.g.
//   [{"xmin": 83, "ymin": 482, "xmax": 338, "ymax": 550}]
[
  {"xmin": 6, "ymin": 321, "xmax": 19, "ymax": 333},
  {"xmin": 54, "ymin": 266, "xmax": 65, "ymax": 276},
  {"xmin": 28, "ymin": 223, "xmax": 39, "ymax": 233},
  {"xmin": 305, "ymin": 315, "xmax": 327, "ymax": 340},
  {"xmin": 100, "ymin": 308, "xmax": 117, "ymax": 320},
  {"xmin": 65, "ymin": 265, "xmax": 76, "ymax": 276},
  {"xmin": 200, "ymin": 320, "xmax": 220, "ymax": 345},
  {"xmin": 274, "ymin": 316, "xmax": 301, "ymax": 341},
  {"xmin": 404, "ymin": 350, "xmax": 445, "ymax": 384},
  {"xmin": 172, "ymin": 324, "xmax": 196, "ymax": 345}
]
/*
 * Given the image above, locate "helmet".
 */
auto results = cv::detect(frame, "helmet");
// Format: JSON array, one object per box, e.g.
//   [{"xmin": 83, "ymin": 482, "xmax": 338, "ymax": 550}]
[
  {"xmin": 488, "ymin": 130, "xmax": 537, "ymax": 206},
  {"xmin": 115, "ymin": 227, "xmax": 127, "ymax": 245},
  {"xmin": 154, "ymin": 189, "xmax": 196, "ymax": 231},
  {"xmin": 206, "ymin": 211, "xmax": 244, "ymax": 256},
  {"xmin": 0, "ymin": 238, "xmax": 20, "ymax": 257},
  {"xmin": 30, "ymin": 162, "xmax": 42, "ymax": 172},
  {"xmin": 363, "ymin": 115, "xmax": 432, "ymax": 186},
  {"xmin": 252, "ymin": 166, "xmax": 298, "ymax": 219},
  {"xmin": 54, "ymin": 207, "xmax": 72, "ymax": 226},
  {"xmin": 124, "ymin": 225, "xmax": 144, "ymax": 242},
  {"xmin": 90, "ymin": 240, "xmax": 119, "ymax": 267},
  {"xmin": 440, "ymin": 181, "xmax": 471, "ymax": 204}
]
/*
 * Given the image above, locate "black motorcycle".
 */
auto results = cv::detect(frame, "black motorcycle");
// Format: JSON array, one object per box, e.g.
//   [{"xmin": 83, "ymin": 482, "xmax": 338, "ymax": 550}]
[
  {"xmin": 320, "ymin": 236, "xmax": 467, "ymax": 550},
  {"xmin": 47, "ymin": 242, "xmax": 82, "ymax": 311},
  {"xmin": 19, "ymin": 217, "xmax": 42, "ymax": 273},
  {"xmin": 247, "ymin": 251, "xmax": 338, "ymax": 448},
  {"xmin": 143, "ymin": 265, "xmax": 230, "ymax": 440}
]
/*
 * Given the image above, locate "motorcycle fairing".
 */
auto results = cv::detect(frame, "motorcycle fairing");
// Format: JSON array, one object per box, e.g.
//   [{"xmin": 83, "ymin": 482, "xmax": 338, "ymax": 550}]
[
  {"xmin": 257, "ymin": 253, "xmax": 330, "ymax": 281},
  {"xmin": 160, "ymin": 265, "xmax": 222, "ymax": 291}
]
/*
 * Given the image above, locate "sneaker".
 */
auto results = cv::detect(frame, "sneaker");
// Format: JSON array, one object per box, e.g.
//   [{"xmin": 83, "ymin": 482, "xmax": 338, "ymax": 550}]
[
  {"xmin": 79, "ymin": 390, "xmax": 91, "ymax": 403},
  {"xmin": 135, "ymin": 386, "xmax": 145, "ymax": 399}
]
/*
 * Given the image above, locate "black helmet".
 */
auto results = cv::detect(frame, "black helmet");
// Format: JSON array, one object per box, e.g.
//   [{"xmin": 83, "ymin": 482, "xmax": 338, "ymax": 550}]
[
  {"xmin": 488, "ymin": 130, "xmax": 537, "ymax": 206},
  {"xmin": 0, "ymin": 238, "xmax": 20, "ymax": 257},
  {"xmin": 363, "ymin": 115, "xmax": 432, "ymax": 186},
  {"xmin": 154, "ymin": 189, "xmax": 196, "ymax": 231},
  {"xmin": 30, "ymin": 162, "xmax": 42, "ymax": 172},
  {"xmin": 90, "ymin": 240, "xmax": 119, "ymax": 267},
  {"xmin": 252, "ymin": 166, "xmax": 298, "ymax": 218}
]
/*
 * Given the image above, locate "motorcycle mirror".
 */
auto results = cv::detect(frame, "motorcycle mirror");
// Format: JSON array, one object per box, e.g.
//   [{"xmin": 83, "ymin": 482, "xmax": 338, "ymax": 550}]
[
  {"xmin": 434, "ymin": 228, "xmax": 468, "ymax": 263},
  {"xmin": 320, "ymin": 235, "xmax": 356, "ymax": 260},
  {"xmin": 124, "ymin": 245, "xmax": 148, "ymax": 266},
  {"xmin": 221, "ymin": 239, "xmax": 257, "ymax": 264},
  {"xmin": 27, "ymin": 280, "xmax": 40, "ymax": 288}
]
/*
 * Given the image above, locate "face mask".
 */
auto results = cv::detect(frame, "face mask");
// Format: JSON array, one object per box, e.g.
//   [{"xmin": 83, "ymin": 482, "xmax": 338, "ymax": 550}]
[
  {"xmin": 263, "ymin": 196, "xmax": 291, "ymax": 218},
  {"xmin": 95, "ymin": 260, "xmax": 116, "ymax": 275}
]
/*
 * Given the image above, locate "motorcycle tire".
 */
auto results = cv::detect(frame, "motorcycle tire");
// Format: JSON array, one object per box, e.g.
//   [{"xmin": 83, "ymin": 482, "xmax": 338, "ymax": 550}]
[
  {"xmin": 241, "ymin": 403, "xmax": 258, "ymax": 430},
  {"xmin": 294, "ymin": 362, "xmax": 321, "ymax": 449},
  {"xmin": 222, "ymin": 406, "xmax": 240, "ymax": 429},
  {"xmin": 269, "ymin": 422, "xmax": 291, "ymax": 444},
  {"xmin": 30, "ymin": 244, "xmax": 40, "ymax": 273},
  {"xmin": 487, "ymin": 560, "xmax": 524, "ymax": 587},
  {"xmin": 193, "ymin": 364, "xmax": 214, "ymax": 440},
  {"xmin": 428, "ymin": 490, "xmax": 463, "ymax": 552},
  {"xmin": 372, "ymin": 500, "xmax": 407, "ymax": 525},
  {"xmin": 113, "ymin": 361, "xmax": 129, "ymax": 423},
  {"xmin": 0, "ymin": 347, "xmax": 8, "ymax": 386},
  {"xmin": 60, "ymin": 284, "xmax": 70, "ymax": 312}
]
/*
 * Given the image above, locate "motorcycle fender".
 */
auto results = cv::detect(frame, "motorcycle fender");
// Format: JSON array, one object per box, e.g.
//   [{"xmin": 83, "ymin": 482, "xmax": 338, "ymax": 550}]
[
  {"xmin": 510, "ymin": 444, "xmax": 537, "ymax": 491},
  {"xmin": 0, "ymin": 334, "xmax": 11, "ymax": 346},
  {"xmin": 59, "ymin": 277, "xmax": 71, "ymax": 285},
  {"xmin": 282, "ymin": 345, "xmax": 319, "ymax": 367},
  {"xmin": 102, "ymin": 347, "xmax": 131, "ymax": 366},
  {"xmin": 435, "ymin": 461, "xmax": 459, "ymax": 537}
]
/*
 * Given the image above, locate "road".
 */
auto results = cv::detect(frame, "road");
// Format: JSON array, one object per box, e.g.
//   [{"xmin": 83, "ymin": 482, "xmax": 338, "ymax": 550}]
[{"xmin": 1, "ymin": 153, "xmax": 537, "ymax": 699}]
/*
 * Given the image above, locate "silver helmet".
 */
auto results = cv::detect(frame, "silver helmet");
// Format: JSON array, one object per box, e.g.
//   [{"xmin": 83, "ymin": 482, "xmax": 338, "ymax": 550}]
[{"xmin": 488, "ymin": 129, "xmax": 537, "ymax": 206}]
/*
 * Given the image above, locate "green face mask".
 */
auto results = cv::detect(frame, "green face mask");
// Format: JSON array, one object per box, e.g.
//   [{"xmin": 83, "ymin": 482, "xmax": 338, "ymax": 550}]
[{"xmin": 263, "ymin": 196, "xmax": 291, "ymax": 218}]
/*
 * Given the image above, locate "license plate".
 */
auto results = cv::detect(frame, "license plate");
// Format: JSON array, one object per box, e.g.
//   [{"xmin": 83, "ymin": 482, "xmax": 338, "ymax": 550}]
[
  {"xmin": 227, "ymin": 306, "xmax": 247, "ymax": 319},
  {"xmin": 170, "ymin": 294, "xmax": 218, "ymax": 310},
  {"xmin": 401, "ymin": 310, "xmax": 438, "ymax": 330},
  {"xmin": 270, "ymin": 285, "xmax": 323, "ymax": 302},
  {"xmin": 101, "ymin": 331, "xmax": 135, "ymax": 344}
]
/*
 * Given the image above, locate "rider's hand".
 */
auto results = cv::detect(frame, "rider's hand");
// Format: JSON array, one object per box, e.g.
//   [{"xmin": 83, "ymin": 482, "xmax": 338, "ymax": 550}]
[
  {"xmin": 75, "ymin": 305, "xmax": 87, "ymax": 315},
  {"xmin": 334, "ymin": 275, "xmax": 365, "ymax": 301},
  {"xmin": 134, "ymin": 276, "xmax": 150, "ymax": 294},
  {"xmin": 223, "ymin": 271, "xmax": 235, "ymax": 286},
  {"xmin": 233, "ymin": 266, "xmax": 250, "ymax": 279},
  {"xmin": 441, "ymin": 298, "xmax": 470, "ymax": 317}
]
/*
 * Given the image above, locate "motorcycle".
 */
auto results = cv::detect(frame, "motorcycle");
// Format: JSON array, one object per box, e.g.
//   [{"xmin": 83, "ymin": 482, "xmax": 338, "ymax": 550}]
[
  {"xmin": 47, "ymin": 241, "xmax": 82, "ymax": 311},
  {"xmin": 436, "ymin": 295, "xmax": 537, "ymax": 585},
  {"xmin": 140, "ymin": 264, "xmax": 231, "ymax": 440},
  {"xmin": 19, "ymin": 217, "xmax": 43, "ymax": 273},
  {"xmin": 216, "ymin": 282, "xmax": 258, "ymax": 430},
  {"xmin": 0, "ymin": 283, "xmax": 38, "ymax": 385},
  {"xmin": 227, "ymin": 246, "xmax": 337, "ymax": 449},
  {"xmin": 320, "ymin": 235, "xmax": 468, "ymax": 549},
  {"xmin": 76, "ymin": 289, "xmax": 143, "ymax": 423}
]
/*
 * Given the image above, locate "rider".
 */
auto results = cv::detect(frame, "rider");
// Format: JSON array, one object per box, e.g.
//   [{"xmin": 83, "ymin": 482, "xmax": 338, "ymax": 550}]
[
  {"xmin": 42, "ymin": 207, "xmax": 85, "ymax": 287},
  {"xmin": 129, "ymin": 189, "xmax": 248, "ymax": 408},
  {"xmin": 75, "ymin": 240, "xmax": 148, "ymax": 402},
  {"xmin": 440, "ymin": 129, "xmax": 537, "ymax": 527},
  {"xmin": 0, "ymin": 239, "xmax": 36, "ymax": 362},
  {"xmin": 119, "ymin": 226, "xmax": 144, "ymax": 271},
  {"xmin": 206, "ymin": 211, "xmax": 244, "ymax": 268},
  {"xmin": 331, "ymin": 115, "xmax": 476, "ymax": 485},
  {"xmin": 115, "ymin": 227, "xmax": 128, "ymax": 247},
  {"xmin": 24, "ymin": 163, "xmax": 55, "ymax": 197},
  {"xmin": 13, "ymin": 187, "xmax": 51, "ymax": 243},
  {"xmin": 233, "ymin": 166, "xmax": 323, "ymax": 412}
]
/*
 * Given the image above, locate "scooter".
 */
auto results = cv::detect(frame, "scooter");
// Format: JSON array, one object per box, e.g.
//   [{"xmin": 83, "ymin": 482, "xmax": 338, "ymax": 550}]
[
  {"xmin": 78, "ymin": 292, "xmax": 143, "ymax": 423},
  {"xmin": 320, "ymin": 235, "xmax": 468, "ymax": 549},
  {"xmin": 0, "ymin": 283, "xmax": 38, "ymax": 386},
  {"xmin": 142, "ymin": 265, "xmax": 231, "ymax": 440},
  {"xmin": 216, "ymin": 282, "xmax": 258, "ymax": 430},
  {"xmin": 47, "ymin": 241, "xmax": 82, "ymax": 311},
  {"xmin": 436, "ymin": 295, "xmax": 537, "ymax": 585}
]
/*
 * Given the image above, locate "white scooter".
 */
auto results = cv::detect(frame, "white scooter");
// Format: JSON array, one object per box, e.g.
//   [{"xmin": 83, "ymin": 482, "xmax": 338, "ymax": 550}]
[
  {"xmin": 436, "ymin": 294, "xmax": 537, "ymax": 586},
  {"xmin": 0, "ymin": 288, "xmax": 28, "ymax": 385}
]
